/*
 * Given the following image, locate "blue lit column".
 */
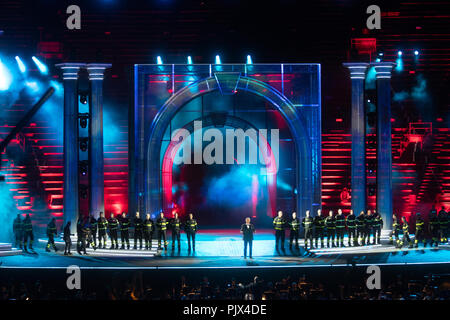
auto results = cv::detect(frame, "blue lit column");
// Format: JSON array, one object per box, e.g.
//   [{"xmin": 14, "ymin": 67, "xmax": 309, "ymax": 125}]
[
  {"xmin": 56, "ymin": 63, "xmax": 86, "ymax": 233},
  {"xmin": 343, "ymin": 62, "xmax": 369, "ymax": 217},
  {"xmin": 373, "ymin": 62, "xmax": 395, "ymax": 229},
  {"xmin": 87, "ymin": 63, "xmax": 111, "ymax": 219}
]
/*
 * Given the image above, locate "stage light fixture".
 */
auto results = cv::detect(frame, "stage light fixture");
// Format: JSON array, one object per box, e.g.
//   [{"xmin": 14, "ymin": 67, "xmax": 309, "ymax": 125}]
[
  {"xmin": 79, "ymin": 137, "xmax": 88, "ymax": 152},
  {"xmin": 187, "ymin": 56, "xmax": 193, "ymax": 64},
  {"xmin": 375, "ymin": 58, "xmax": 381, "ymax": 62},
  {"xmin": 246, "ymin": 55, "xmax": 252, "ymax": 64},
  {"xmin": 398, "ymin": 51, "xmax": 402, "ymax": 57},
  {"xmin": 15, "ymin": 56, "xmax": 26, "ymax": 73},
  {"xmin": 0, "ymin": 58, "xmax": 12, "ymax": 91},
  {"xmin": 79, "ymin": 113, "xmax": 89, "ymax": 128},
  {"xmin": 215, "ymin": 55, "xmax": 221, "ymax": 64},
  {"xmin": 378, "ymin": 52, "xmax": 383, "ymax": 56},
  {"xmin": 31, "ymin": 56, "xmax": 48, "ymax": 74},
  {"xmin": 79, "ymin": 160, "xmax": 88, "ymax": 176},
  {"xmin": 414, "ymin": 50, "xmax": 419, "ymax": 56},
  {"xmin": 157, "ymin": 56, "xmax": 163, "ymax": 65},
  {"xmin": 79, "ymin": 93, "xmax": 88, "ymax": 104}
]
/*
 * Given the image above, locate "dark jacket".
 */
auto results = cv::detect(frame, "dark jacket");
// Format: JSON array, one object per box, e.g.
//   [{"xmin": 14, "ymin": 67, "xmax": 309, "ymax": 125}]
[{"xmin": 240, "ymin": 223, "xmax": 255, "ymax": 241}]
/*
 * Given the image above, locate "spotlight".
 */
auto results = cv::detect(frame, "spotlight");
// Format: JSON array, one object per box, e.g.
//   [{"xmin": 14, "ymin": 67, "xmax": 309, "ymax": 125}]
[
  {"xmin": 398, "ymin": 51, "xmax": 403, "ymax": 57},
  {"xmin": 378, "ymin": 52, "xmax": 383, "ymax": 56},
  {"xmin": 414, "ymin": 50, "xmax": 419, "ymax": 56},
  {"xmin": 157, "ymin": 56, "xmax": 163, "ymax": 65},
  {"xmin": 79, "ymin": 94, "xmax": 88, "ymax": 105},
  {"xmin": 79, "ymin": 160, "xmax": 88, "ymax": 176},
  {"xmin": 375, "ymin": 58, "xmax": 381, "ymax": 62},
  {"xmin": 31, "ymin": 56, "xmax": 48, "ymax": 74},
  {"xmin": 246, "ymin": 55, "xmax": 252, "ymax": 64},
  {"xmin": 215, "ymin": 55, "xmax": 221, "ymax": 65},
  {"xmin": 0, "ymin": 58, "xmax": 12, "ymax": 91},
  {"xmin": 15, "ymin": 56, "xmax": 26, "ymax": 73},
  {"xmin": 187, "ymin": 56, "xmax": 193, "ymax": 64},
  {"xmin": 79, "ymin": 137, "xmax": 88, "ymax": 152}
]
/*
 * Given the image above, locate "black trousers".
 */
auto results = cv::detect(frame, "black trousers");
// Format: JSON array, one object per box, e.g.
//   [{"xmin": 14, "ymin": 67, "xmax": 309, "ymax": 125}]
[
  {"xmin": 430, "ymin": 227, "xmax": 439, "ymax": 245},
  {"xmin": 172, "ymin": 230, "xmax": 181, "ymax": 249},
  {"xmin": 109, "ymin": 230, "xmax": 118, "ymax": 247},
  {"xmin": 357, "ymin": 228, "xmax": 365, "ymax": 244},
  {"xmin": 64, "ymin": 237, "xmax": 72, "ymax": 254},
  {"xmin": 23, "ymin": 231, "xmax": 34, "ymax": 249},
  {"xmin": 14, "ymin": 232, "xmax": 23, "ymax": 248},
  {"xmin": 98, "ymin": 230, "xmax": 107, "ymax": 248},
  {"xmin": 134, "ymin": 229, "xmax": 143, "ymax": 248},
  {"xmin": 144, "ymin": 231, "xmax": 153, "ymax": 249},
  {"xmin": 327, "ymin": 229, "xmax": 336, "ymax": 246},
  {"xmin": 158, "ymin": 229, "xmax": 167, "ymax": 249},
  {"xmin": 275, "ymin": 230, "xmax": 285, "ymax": 249},
  {"xmin": 46, "ymin": 234, "xmax": 57, "ymax": 251},
  {"xmin": 336, "ymin": 228, "xmax": 345, "ymax": 245},
  {"xmin": 366, "ymin": 228, "xmax": 373, "ymax": 243},
  {"xmin": 91, "ymin": 229, "xmax": 97, "ymax": 247},
  {"xmin": 77, "ymin": 234, "xmax": 86, "ymax": 254},
  {"xmin": 314, "ymin": 228, "xmax": 325, "ymax": 247},
  {"xmin": 304, "ymin": 228, "xmax": 313, "ymax": 248},
  {"xmin": 374, "ymin": 227, "xmax": 381, "ymax": 244},
  {"xmin": 415, "ymin": 229, "xmax": 425, "ymax": 246},
  {"xmin": 121, "ymin": 230, "xmax": 130, "ymax": 248},
  {"xmin": 289, "ymin": 230, "xmax": 299, "ymax": 249},
  {"xmin": 348, "ymin": 228, "xmax": 356, "ymax": 245},
  {"xmin": 186, "ymin": 232, "xmax": 195, "ymax": 251},
  {"xmin": 244, "ymin": 239, "xmax": 253, "ymax": 258}
]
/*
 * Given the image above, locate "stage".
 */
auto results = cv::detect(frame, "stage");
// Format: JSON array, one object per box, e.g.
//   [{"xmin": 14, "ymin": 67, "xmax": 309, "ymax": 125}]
[{"xmin": 1, "ymin": 229, "xmax": 450, "ymax": 270}]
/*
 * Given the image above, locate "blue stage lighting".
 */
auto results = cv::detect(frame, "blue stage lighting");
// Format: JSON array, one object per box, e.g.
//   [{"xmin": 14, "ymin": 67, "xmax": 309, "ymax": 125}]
[
  {"xmin": 215, "ymin": 55, "xmax": 221, "ymax": 65},
  {"xmin": 398, "ymin": 51, "xmax": 402, "ymax": 57},
  {"xmin": 32, "ymin": 56, "xmax": 48, "ymax": 74},
  {"xmin": 0, "ymin": 58, "xmax": 13, "ymax": 91},
  {"xmin": 414, "ymin": 50, "xmax": 419, "ymax": 56},
  {"xmin": 156, "ymin": 56, "xmax": 163, "ymax": 65},
  {"xmin": 246, "ymin": 55, "xmax": 252, "ymax": 64},
  {"xmin": 15, "ymin": 56, "xmax": 26, "ymax": 73},
  {"xmin": 375, "ymin": 58, "xmax": 381, "ymax": 62},
  {"xmin": 378, "ymin": 52, "xmax": 383, "ymax": 56},
  {"xmin": 187, "ymin": 56, "xmax": 193, "ymax": 64}
]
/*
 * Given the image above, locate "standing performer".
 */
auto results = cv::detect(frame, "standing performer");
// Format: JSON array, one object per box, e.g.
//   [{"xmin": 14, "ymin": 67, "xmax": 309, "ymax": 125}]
[
  {"xmin": 22, "ymin": 213, "xmax": 34, "ymax": 252},
  {"xmin": 400, "ymin": 216, "xmax": 412, "ymax": 248},
  {"xmin": 97, "ymin": 211, "xmax": 108, "ymax": 249},
  {"xmin": 240, "ymin": 217, "xmax": 255, "ymax": 259},
  {"xmin": 13, "ymin": 214, "xmax": 23, "ymax": 250},
  {"xmin": 108, "ymin": 213, "xmax": 119, "ymax": 249},
  {"xmin": 170, "ymin": 212, "xmax": 182, "ymax": 251},
  {"xmin": 120, "ymin": 212, "xmax": 130, "ymax": 250},
  {"xmin": 365, "ymin": 210, "xmax": 374, "ymax": 245},
  {"xmin": 288, "ymin": 212, "xmax": 300, "ymax": 250},
  {"xmin": 428, "ymin": 209, "xmax": 440, "ymax": 247},
  {"xmin": 89, "ymin": 214, "xmax": 98, "ymax": 249},
  {"xmin": 133, "ymin": 212, "xmax": 144, "ymax": 250},
  {"xmin": 143, "ymin": 213, "xmax": 154, "ymax": 250},
  {"xmin": 184, "ymin": 213, "xmax": 198, "ymax": 252},
  {"xmin": 273, "ymin": 210, "xmax": 286, "ymax": 251},
  {"xmin": 346, "ymin": 210, "xmax": 357, "ymax": 246},
  {"xmin": 76, "ymin": 217, "xmax": 86, "ymax": 255},
  {"xmin": 325, "ymin": 210, "xmax": 336, "ymax": 248},
  {"xmin": 45, "ymin": 218, "xmax": 58, "ymax": 252},
  {"xmin": 63, "ymin": 221, "xmax": 72, "ymax": 255},
  {"xmin": 302, "ymin": 210, "xmax": 314, "ymax": 250},
  {"xmin": 356, "ymin": 211, "xmax": 366, "ymax": 246},
  {"xmin": 438, "ymin": 206, "xmax": 448, "ymax": 244},
  {"xmin": 314, "ymin": 209, "xmax": 325, "ymax": 248},
  {"xmin": 414, "ymin": 213, "xmax": 426, "ymax": 248},
  {"xmin": 373, "ymin": 210, "xmax": 383, "ymax": 245},
  {"xmin": 335, "ymin": 209, "xmax": 346, "ymax": 247},
  {"xmin": 389, "ymin": 214, "xmax": 401, "ymax": 248},
  {"xmin": 157, "ymin": 212, "xmax": 169, "ymax": 250}
]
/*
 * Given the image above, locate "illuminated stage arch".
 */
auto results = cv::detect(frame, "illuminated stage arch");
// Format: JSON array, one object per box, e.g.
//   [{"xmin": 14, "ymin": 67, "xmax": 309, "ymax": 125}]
[{"xmin": 144, "ymin": 73, "xmax": 314, "ymax": 219}]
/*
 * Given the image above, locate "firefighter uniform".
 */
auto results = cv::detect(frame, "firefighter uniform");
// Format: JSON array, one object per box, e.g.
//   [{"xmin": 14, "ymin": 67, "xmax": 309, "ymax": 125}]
[
  {"xmin": 438, "ymin": 208, "xmax": 448, "ymax": 243},
  {"xmin": 314, "ymin": 215, "xmax": 326, "ymax": 248},
  {"xmin": 97, "ymin": 216, "xmax": 108, "ymax": 249},
  {"xmin": 289, "ymin": 217, "xmax": 300, "ymax": 250},
  {"xmin": 143, "ymin": 218, "xmax": 154, "ymax": 250},
  {"xmin": 273, "ymin": 216, "xmax": 286, "ymax": 250},
  {"xmin": 302, "ymin": 216, "xmax": 314, "ymax": 249},
  {"xmin": 133, "ymin": 216, "xmax": 144, "ymax": 249},
  {"xmin": 89, "ymin": 216, "xmax": 98, "ymax": 248},
  {"xmin": 335, "ymin": 214, "xmax": 346, "ymax": 247},
  {"xmin": 63, "ymin": 222, "xmax": 72, "ymax": 255},
  {"xmin": 346, "ymin": 213, "xmax": 357, "ymax": 246},
  {"xmin": 170, "ymin": 217, "xmax": 182, "ymax": 250},
  {"xmin": 400, "ymin": 219, "xmax": 412, "ymax": 248},
  {"xmin": 373, "ymin": 213, "xmax": 383, "ymax": 244},
  {"xmin": 365, "ymin": 213, "xmax": 374, "ymax": 245},
  {"xmin": 120, "ymin": 216, "xmax": 130, "ymax": 249},
  {"xmin": 184, "ymin": 218, "xmax": 198, "ymax": 252},
  {"xmin": 13, "ymin": 215, "xmax": 23, "ymax": 249},
  {"xmin": 22, "ymin": 214, "xmax": 34, "ymax": 251},
  {"xmin": 76, "ymin": 218, "xmax": 87, "ymax": 254},
  {"xmin": 428, "ymin": 212, "xmax": 440, "ymax": 247},
  {"xmin": 157, "ymin": 216, "xmax": 169, "ymax": 250},
  {"xmin": 325, "ymin": 215, "xmax": 336, "ymax": 248},
  {"xmin": 414, "ymin": 214, "xmax": 426, "ymax": 248},
  {"xmin": 46, "ymin": 219, "xmax": 58, "ymax": 252},
  {"xmin": 108, "ymin": 216, "xmax": 119, "ymax": 249},
  {"xmin": 389, "ymin": 217, "xmax": 401, "ymax": 248},
  {"xmin": 356, "ymin": 214, "xmax": 366, "ymax": 246}
]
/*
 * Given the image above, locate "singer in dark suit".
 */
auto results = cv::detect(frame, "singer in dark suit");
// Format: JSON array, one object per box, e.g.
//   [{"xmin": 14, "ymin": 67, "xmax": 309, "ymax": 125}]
[{"xmin": 240, "ymin": 217, "xmax": 255, "ymax": 259}]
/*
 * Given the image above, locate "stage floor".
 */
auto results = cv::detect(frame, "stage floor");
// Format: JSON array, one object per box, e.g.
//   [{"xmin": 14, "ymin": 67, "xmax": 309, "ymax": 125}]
[{"xmin": 1, "ymin": 229, "xmax": 450, "ymax": 269}]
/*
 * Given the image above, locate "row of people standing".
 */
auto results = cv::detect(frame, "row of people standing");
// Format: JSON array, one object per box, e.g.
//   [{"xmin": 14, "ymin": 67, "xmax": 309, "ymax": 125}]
[
  {"xmin": 69, "ymin": 211, "xmax": 198, "ymax": 255},
  {"xmin": 273, "ymin": 209, "xmax": 383, "ymax": 251}
]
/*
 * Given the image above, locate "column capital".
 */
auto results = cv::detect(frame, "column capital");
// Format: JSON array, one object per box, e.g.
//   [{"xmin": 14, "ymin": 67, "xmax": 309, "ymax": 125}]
[
  {"xmin": 55, "ymin": 63, "xmax": 86, "ymax": 80},
  {"xmin": 342, "ymin": 62, "xmax": 370, "ymax": 80},
  {"xmin": 371, "ymin": 62, "xmax": 396, "ymax": 79},
  {"xmin": 86, "ymin": 63, "xmax": 112, "ymax": 81}
]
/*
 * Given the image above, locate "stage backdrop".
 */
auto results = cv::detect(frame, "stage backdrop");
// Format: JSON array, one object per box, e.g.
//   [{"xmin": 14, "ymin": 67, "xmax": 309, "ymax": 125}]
[{"xmin": 130, "ymin": 64, "xmax": 321, "ymax": 226}]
